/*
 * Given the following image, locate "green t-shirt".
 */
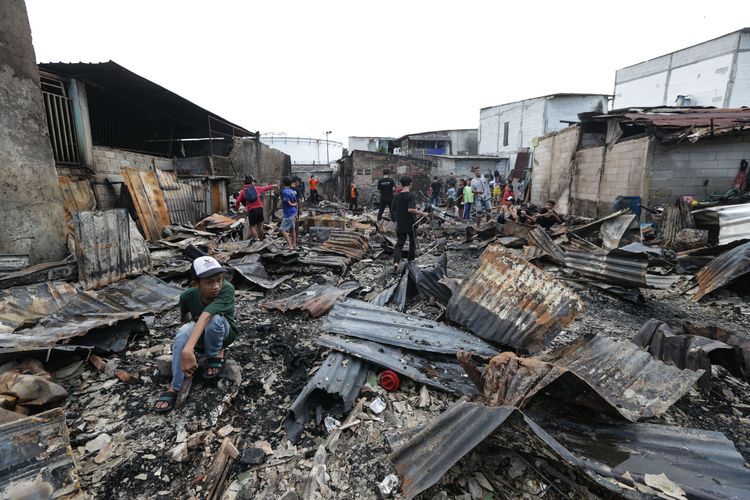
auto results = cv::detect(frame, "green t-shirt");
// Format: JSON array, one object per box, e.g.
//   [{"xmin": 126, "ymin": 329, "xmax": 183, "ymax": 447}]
[
  {"xmin": 463, "ymin": 185, "xmax": 474, "ymax": 203},
  {"xmin": 179, "ymin": 281, "xmax": 238, "ymax": 347}
]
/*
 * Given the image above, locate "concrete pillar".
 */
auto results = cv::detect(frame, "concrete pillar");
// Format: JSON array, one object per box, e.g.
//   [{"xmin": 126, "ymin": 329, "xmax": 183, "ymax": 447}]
[
  {"xmin": 69, "ymin": 79, "xmax": 94, "ymax": 167},
  {"xmin": 0, "ymin": 0, "xmax": 68, "ymax": 264}
]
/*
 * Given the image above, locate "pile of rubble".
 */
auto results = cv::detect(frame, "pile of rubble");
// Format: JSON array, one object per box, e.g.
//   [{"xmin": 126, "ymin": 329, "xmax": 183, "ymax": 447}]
[{"xmin": 2, "ymin": 193, "xmax": 750, "ymax": 499}]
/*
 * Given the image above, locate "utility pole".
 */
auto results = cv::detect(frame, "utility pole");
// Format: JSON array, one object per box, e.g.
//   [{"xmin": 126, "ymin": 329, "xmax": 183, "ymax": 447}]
[{"xmin": 325, "ymin": 130, "xmax": 332, "ymax": 165}]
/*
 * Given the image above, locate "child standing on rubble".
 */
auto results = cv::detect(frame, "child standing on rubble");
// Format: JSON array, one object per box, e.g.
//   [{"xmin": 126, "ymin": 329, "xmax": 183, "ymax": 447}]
[
  {"xmin": 154, "ymin": 256, "xmax": 237, "ymax": 413},
  {"xmin": 280, "ymin": 176, "xmax": 298, "ymax": 250},
  {"xmin": 391, "ymin": 176, "xmax": 430, "ymax": 271},
  {"xmin": 462, "ymin": 179, "xmax": 474, "ymax": 220}
]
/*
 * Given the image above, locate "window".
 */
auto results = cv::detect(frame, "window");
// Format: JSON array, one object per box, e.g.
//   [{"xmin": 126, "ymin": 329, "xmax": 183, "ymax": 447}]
[
  {"xmin": 502, "ymin": 122, "xmax": 509, "ymax": 147},
  {"xmin": 40, "ymin": 76, "xmax": 79, "ymax": 164}
]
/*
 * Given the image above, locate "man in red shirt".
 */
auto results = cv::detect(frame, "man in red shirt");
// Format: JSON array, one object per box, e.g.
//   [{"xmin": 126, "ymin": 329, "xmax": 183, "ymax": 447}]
[
  {"xmin": 235, "ymin": 175, "xmax": 276, "ymax": 240},
  {"xmin": 309, "ymin": 175, "xmax": 320, "ymax": 204}
]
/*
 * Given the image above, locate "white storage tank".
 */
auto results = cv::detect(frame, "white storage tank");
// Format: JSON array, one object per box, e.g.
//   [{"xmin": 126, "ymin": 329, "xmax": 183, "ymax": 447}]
[{"xmin": 260, "ymin": 134, "xmax": 344, "ymax": 165}]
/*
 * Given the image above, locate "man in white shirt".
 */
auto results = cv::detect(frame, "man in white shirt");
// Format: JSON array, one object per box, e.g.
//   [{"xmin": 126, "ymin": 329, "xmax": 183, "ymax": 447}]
[{"xmin": 471, "ymin": 167, "xmax": 492, "ymax": 226}]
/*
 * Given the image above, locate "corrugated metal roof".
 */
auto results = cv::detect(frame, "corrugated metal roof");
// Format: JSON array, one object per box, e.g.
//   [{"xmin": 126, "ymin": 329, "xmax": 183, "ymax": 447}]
[
  {"xmin": 0, "ymin": 408, "xmax": 82, "ymax": 499},
  {"xmin": 683, "ymin": 321, "xmax": 750, "ymax": 374},
  {"xmin": 121, "ymin": 168, "xmax": 171, "ymax": 241},
  {"xmin": 0, "ymin": 274, "xmax": 182, "ymax": 352},
  {"xmin": 298, "ymin": 255, "xmax": 351, "ymax": 274},
  {"xmin": 227, "ymin": 254, "xmax": 293, "ymax": 290},
  {"xmin": 564, "ymin": 249, "xmax": 648, "ymax": 288},
  {"xmin": 632, "ymin": 318, "xmax": 744, "ymax": 390},
  {"xmin": 315, "ymin": 231, "xmax": 371, "ymax": 260},
  {"xmin": 72, "ymin": 210, "xmax": 151, "ymax": 290},
  {"xmin": 323, "ymin": 298, "xmax": 498, "ymax": 357},
  {"xmin": 317, "ymin": 334, "xmax": 477, "ymax": 396},
  {"xmin": 446, "ymin": 244, "xmax": 583, "ymax": 353},
  {"xmin": 543, "ymin": 335, "xmax": 703, "ymax": 421},
  {"xmin": 262, "ymin": 283, "xmax": 358, "ymax": 318},
  {"xmin": 693, "ymin": 240, "xmax": 750, "ymax": 301},
  {"xmin": 0, "ymin": 282, "xmax": 78, "ymax": 333},
  {"xmin": 391, "ymin": 399, "xmax": 750, "ymax": 500},
  {"xmin": 284, "ymin": 352, "xmax": 369, "ymax": 443},
  {"xmin": 526, "ymin": 227, "xmax": 565, "ymax": 265},
  {"xmin": 693, "ymin": 203, "xmax": 750, "ymax": 245}
]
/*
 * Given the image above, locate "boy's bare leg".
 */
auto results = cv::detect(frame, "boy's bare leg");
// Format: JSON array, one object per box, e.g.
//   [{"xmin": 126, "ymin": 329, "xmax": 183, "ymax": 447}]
[
  {"xmin": 281, "ymin": 230, "xmax": 293, "ymax": 248},
  {"xmin": 257, "ymin": 223, "xmax": 265, "ymax": 240}
]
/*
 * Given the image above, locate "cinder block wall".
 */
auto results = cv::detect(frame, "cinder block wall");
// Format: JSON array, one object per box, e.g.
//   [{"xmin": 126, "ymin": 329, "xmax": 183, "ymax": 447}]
[
  {"xmin": 348, "ymin": 151, "xmax": 434, "ymax": 205},
  {"xmin": 530, "ymin": 126, "xmax": 580, "ymax": 213},
  {"xmin": 648, "ymin": 136, "xmax": 750, "ymax": 205}
]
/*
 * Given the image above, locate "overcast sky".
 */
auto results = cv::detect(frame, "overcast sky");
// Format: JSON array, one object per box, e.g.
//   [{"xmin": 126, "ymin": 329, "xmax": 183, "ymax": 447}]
[{"xmin": 26, "ymin": 0, "xmax": 750, "ymax": 145}]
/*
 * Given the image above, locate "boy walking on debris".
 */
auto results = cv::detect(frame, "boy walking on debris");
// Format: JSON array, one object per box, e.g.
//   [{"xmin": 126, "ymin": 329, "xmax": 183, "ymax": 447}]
[
  {"xmin": 280, "ymin": 176, "xmax": 298, "ymax": 250},
  {"xmin": 235, "ymin": 175, "xmax": 276, "ymax": 241},
  {"xmin": 154, "ymin": 256, "xmax": 237, "ymax": 413},
  {"xmin": 392, "ymin": 176, "xmax": 430, "ymax": 271}
]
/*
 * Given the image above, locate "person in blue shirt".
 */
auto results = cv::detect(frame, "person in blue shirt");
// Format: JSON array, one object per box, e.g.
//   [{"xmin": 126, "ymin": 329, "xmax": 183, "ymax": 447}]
[{"xmin": 280, "ymin": 176, "xmax": 298, "ymax": 249}]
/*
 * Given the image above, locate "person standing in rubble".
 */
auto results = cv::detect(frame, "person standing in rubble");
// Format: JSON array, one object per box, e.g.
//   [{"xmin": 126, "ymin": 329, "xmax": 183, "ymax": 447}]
[
  {"xmin": 349, "ymin": 182, "xmax": 359, "ymax": 210},
  {"xmin": 392, "ymin": 176, "xmax": 430, "ymax": 271},
  {"xmin": 309, "ymin": 175, "xmax": 320, "ymax": 204},
  {"xmin": 280, "ymin": 176, "xmax": 299, "ymax": 249},
  {"xmin": 235, "ymin": 175, "xmax": 276, "ymax": 241},
  {"xmin": 376, "ymin": 169, "xmax": 396, "ymax": 221},
  {"xmin": 732, "ymin": 159, "xmax": 748, "ymax": 192},
  {"xmin": 430, "ymin": 176, "xmax": 442, "ymax": 207},
  {"xmin": 461, "ymin": 179, "xmax": 473, "ymax": 220},
  {"xmin": 471, "ymin": 168, "xmax": 492, "ymax": 227},
  {"xmin": 154, "ymin": 256, "xmax": 237, "ymax": 413}
]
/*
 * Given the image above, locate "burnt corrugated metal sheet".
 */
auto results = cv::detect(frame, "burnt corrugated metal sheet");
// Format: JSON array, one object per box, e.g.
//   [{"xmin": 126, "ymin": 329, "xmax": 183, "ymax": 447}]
[
  {"xmin": 392, "ymin": 400, "xmax": 750, "ymax": 500},
  {"xmin": 632, "ymin": 319, "xmax": 744, "ymax": 390},
  {"xmin": 693, "ymin": 203, "xmax": 750, "ymax": 246},
  {"xmin": 317, "ymin": 334, "xmax": 477, "ymax": 396},
  {"xmin": 0, "ymin": 408, "xmax": 82, "ymax": 499},
  {"xmin": 0, "ymin": 275, "xmax": 182, "ymax": 352},
  {"xmin": 693, "ymin": 240, "xmax": 750, "ymax": 301},
  {"xmin": 0, "ymin": 282, "xmax": 78, "ymax": 333},
  {"xmin": 599, "ymin": 214, "xmax": 637, "ymax": 250},
  {"xmin": 446, "ymin": 244, "xmax": 583, "ymax": 353},
  {"xmin": 72, "ymin": 210, "xmax": 151, "ymax": 290},
  {"xmin": 227, "ymin": 254, "xmax": 293, "ymax": 290},
  {"xmin": 526, "ymin": 227, "xmax": 565, "ymax": 265},
  {"xmin": 156, "ymin": 170, "xmax": 201, "ymax": 225},
  {"xmin": 262, "ymin": 283, "xmax": 358, "ymax": 318},
  {"xmin": 315, "ymin": 231, "xmax": 371, "ymax": 260},
  {"xmin": 121, "ymin": 167, "xmax": 171, "ymax": 241},
  {"xmin": 284, "ymin": 352, "xmax": 369, "ymax": 443},
  {"xmin": 323, "ymin": 298, "xmax": 498, "ymax": 356},
  {"xmin": 683, "ymin": 321, "xmax": 750, "ymax": 374},
  {"xmin": 564, "ymin": 249, "xmax": 648, "ymax": 288},
  {"xmin": 544, "ymin": 335, "xmax": 703, "ymax": 421},
  {"xmin": 154, "ymin": 168, "xmax": 181, "ymax": 190},
  {"xmin": 568, "ymin": 209, "xmax": 630, "ymax": 238},
  {"xmin": 298, "ymin": 254, "xmax": 351, "ymax": 274},
  {"xmin": 407, "ymin": 253, "xmax": 452, "ymax": 305}
]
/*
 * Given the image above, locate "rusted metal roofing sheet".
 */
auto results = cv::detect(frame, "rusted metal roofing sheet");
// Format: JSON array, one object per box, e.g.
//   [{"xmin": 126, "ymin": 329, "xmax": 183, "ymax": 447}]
[
  {"xmin": 693, "ymin": 240, "xmax": 750, "ymax": 301},
  {"xmin": 323, "ymin": 298, "xmax": 498, "ymax": 356},
  {"xmin": 0, "ymin": 275, "xmax": 182, "ymax": 352},
  {"xmin": 196, "ymin": 213, "xmax": 242, "ymax": 231},
  {"xmin": 298, "ymin": 254, "xmax": 351, "ymax": 274},
  {"xmin": 526, "ymin": 227, "xmax": 565, "ymax": 265},
  {"xmin": 632, "ymin": 318, "xmax": 744, "ymax": 390},
  {"xmin": 262, "ymin": 282, "xmax": 358, "ymax": 318},
  {"xmin": 0, "ymin": 282, "xmax": 78, "ymax": 334},
  {"xmin": 446, "ymin": 244, "xmax": 583, "ymax": 353},
  {"xmin": 564, "ymin": 249, "xmax": 648, "ymax": 288},
  {"xmin": 154, "ymin": 168, "xmax": 181, "ymax": 190},
  {"xmin": 317, "ymin": 334, "xmax": 477, "ymax": 396},
  {"xmin": 693, "ymin": 203, "xmax": 750, "ymax": 245},
  {"xmin": 406, "ymin": 253, "xmax": 452, "ymax": 305},
  {"xmin": 155, "ymin": 170, "xmax": 202, "ymax": 225},
  {"xmin": 0, "ymin": 408, "xmax": 82, "ymax": 499},
  {"xmin": 315, "ymin": 231, "xmax": 371, "ymax": 260},
  {"xmin": 121, "ymin": 167, "xmax": 171, "ymax": 241},
  {"xmin": 284, "ymin": 352, "xmax": 369, "ymax": 443},
  {"xmin": 392, "ymin": 399, "xmax": 750, "ymax": 500},
  {"xmin": 543, "ymin": 335, "xmax": 703, "ymax": 421},
  {"xmin": 72, "ymin": 210, "xmax": 151, "ymax": 290}
]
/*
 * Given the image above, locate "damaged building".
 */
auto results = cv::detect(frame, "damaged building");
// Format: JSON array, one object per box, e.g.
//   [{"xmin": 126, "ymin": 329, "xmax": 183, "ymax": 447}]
[{"xmin": 531, "ymin": 106, "xmax": 750, "ymax": 217}]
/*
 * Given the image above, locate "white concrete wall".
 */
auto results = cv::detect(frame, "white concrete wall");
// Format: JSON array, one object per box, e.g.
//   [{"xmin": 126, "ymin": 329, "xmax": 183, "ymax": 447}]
[
  {"xmin": 613, "ymin": 30, "xmax": 747, "ymax": 108},
  {"xmin": 545, "ymin": 96, "xmax": 607, "ymax": 132},
  {"xmin": 260, "ymin": 136, "xmax": 344, "ymax": 165},
  {"xmin": 729, "ymin": 51, "xmax": 750, "ymax": 107}
]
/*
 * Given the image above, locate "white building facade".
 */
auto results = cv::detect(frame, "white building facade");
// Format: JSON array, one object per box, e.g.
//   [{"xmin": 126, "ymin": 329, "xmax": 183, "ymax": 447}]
[
  {"xmin": 260, "ymin": 135, "xmax": 344, "ymax": 165},
  {"xmin": 478, "ymin": 94, "xmax": 608, "ymax": 157},
  {"xmin": 614, "ymin": 28, "xmax": 750, "ymax": 108}
]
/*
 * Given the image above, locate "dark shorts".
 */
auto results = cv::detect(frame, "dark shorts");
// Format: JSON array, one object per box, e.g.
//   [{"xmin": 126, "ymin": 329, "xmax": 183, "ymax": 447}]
[{"xmin": 247, "ymin": 207, "xmax": 264, "ymax": 225}]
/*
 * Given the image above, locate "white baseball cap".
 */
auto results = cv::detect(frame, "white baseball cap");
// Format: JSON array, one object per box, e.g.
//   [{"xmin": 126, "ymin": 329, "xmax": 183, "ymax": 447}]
[{"xmin": 192, "ymin": 256, "xmax": 225, "ymax": 279}]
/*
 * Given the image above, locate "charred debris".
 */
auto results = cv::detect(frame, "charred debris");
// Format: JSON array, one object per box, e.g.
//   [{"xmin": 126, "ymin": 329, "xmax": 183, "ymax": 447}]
[{"xmin": 2, "ymin": 190, "xmax": 750, "ymax": 499}]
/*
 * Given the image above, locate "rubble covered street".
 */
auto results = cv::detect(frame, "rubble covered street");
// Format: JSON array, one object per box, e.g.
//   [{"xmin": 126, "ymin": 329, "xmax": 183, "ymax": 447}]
[{"xmin": 3, "ymin": 2, "xmax": 750, "ymax": 499}]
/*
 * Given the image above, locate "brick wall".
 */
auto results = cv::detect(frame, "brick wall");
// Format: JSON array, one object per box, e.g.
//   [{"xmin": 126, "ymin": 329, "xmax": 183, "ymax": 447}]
[
  {"xmin": 530, "ymin": 126, "xmax": 580, "ymax": 213},
  {"xmin": 649, "ymin": 135, "xmax": 750, "ymax": 205}
]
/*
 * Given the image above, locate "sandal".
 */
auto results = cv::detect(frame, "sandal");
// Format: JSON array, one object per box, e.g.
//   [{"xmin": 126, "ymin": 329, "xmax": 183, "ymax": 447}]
[
  {"xmin": 203, "ymin": 354, "xmax": 225, "ymax": 380},
  {"xmin": 154, "ymin": 390, "xmax": 177, "ymax": 413}
]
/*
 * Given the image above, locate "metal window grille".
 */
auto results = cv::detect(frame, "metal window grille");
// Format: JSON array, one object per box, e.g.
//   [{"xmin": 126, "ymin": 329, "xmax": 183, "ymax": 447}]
[{"xmin": 41, "ymin": 76, "xmax": 79, "ymax": 165}]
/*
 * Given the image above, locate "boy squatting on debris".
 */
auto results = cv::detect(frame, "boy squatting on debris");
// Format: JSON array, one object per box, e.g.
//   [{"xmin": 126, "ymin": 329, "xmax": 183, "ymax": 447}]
[{"xmin": 154, "ymin": 256, "xmax": 237, "ymax": 413}]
